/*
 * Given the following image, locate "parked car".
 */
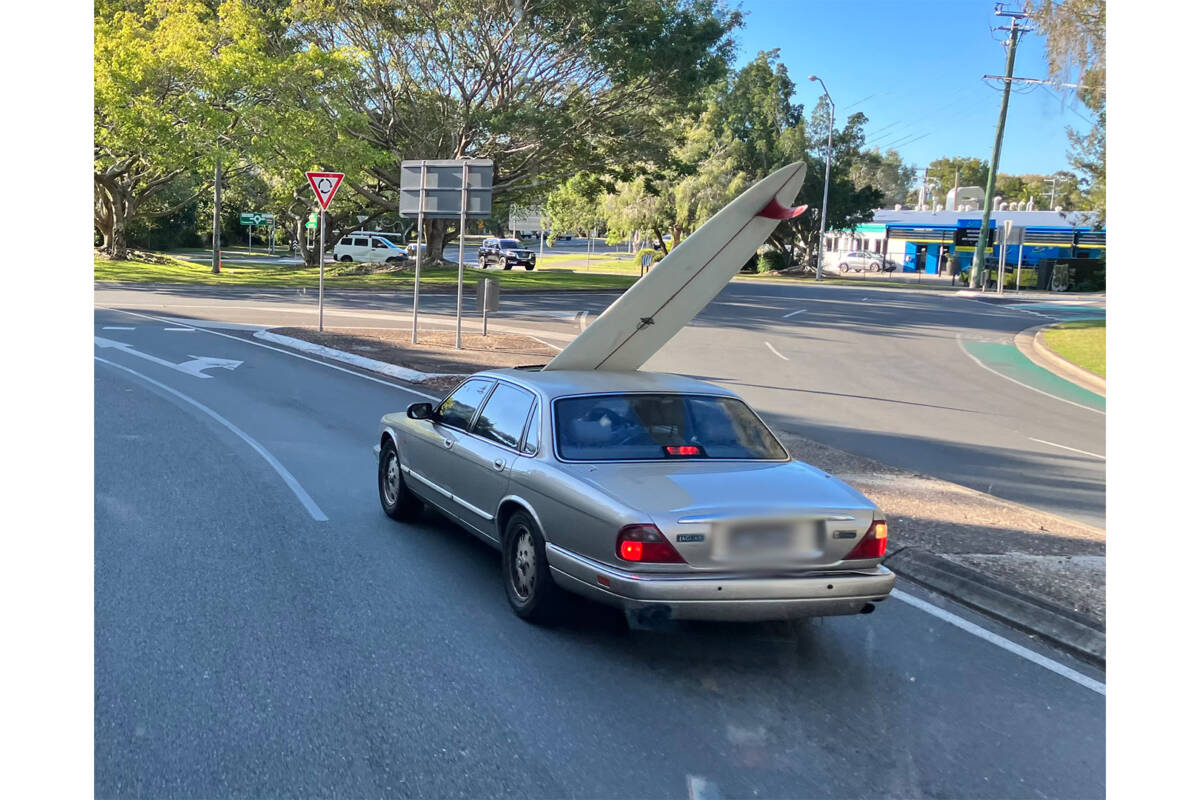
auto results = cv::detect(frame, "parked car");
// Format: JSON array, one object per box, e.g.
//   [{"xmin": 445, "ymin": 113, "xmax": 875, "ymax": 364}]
[
  {"xmin": 835, "ymin": 251, "xmax": 885, "ymax": 273},
  {"xmin": 478, "ymin": 237, "xmax": 537, "ymax": 270},
  {"xmin": 374, "ymin": 369, "xmax": 895, "ymax": 624},
  {"xmin": 333, "ymin": 232, "xmax": 409, "ymax": 264}
]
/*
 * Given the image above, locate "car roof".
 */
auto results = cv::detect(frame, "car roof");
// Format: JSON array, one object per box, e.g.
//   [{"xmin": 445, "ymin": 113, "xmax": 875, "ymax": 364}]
[{"xmin": 470, "ymin": 369, "xmax": 740, "ymax": 400}]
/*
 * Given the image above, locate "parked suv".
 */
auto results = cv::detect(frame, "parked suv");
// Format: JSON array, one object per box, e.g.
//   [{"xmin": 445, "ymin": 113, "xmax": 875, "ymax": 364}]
[
  {"xmin": 333, "ymin": 232, "xmax": 408, "ymax": 264},
  {"xmin": 478, "ymin": 237, "xmax": 537, "ymax": 270}
]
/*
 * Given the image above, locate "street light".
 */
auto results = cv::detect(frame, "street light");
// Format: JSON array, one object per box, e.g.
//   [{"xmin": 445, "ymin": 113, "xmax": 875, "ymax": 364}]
[{"xmin": 809, "ymin": 75, "xmax": 833, "ymax": 281}]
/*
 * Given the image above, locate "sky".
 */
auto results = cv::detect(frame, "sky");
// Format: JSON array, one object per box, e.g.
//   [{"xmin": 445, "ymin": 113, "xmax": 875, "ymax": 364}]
[{"xmin": 733, "ymin": 0, "xmax": 1097, "ymax": 178}]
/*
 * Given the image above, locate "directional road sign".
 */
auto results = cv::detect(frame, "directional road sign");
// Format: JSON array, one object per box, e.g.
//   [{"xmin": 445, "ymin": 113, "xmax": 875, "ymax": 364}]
[
  {"xmin": 306, "ymin": 172, "xmax": 345, "ymax": 210},
  {"xmin": 240, "ymin": 212, "xmax": 274, "ymax": 226}
]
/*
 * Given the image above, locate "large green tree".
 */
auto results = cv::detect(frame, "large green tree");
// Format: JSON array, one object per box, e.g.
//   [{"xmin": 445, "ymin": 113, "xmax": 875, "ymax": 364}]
[
  {"xmin": 293, "ymin": 0, "xmax": 741, "ymax": 263},
  {"xmin": 1027, "ymin": 0, "xmax": 1105, "ymax": 214}
]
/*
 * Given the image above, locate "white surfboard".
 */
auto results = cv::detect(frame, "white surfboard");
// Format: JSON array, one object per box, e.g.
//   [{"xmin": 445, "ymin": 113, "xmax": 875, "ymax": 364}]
[{"xmin": 544, "ymin": 161, "xmax": 808, "ymax": 372}]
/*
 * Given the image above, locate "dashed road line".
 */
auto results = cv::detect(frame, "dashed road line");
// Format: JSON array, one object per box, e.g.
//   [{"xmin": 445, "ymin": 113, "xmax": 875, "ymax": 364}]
[
  {"xmin": 1029, "ymin": 437, "xmax": 1105, "ymax": 460},
  {"xmin": 782, "ymin": 308, "xmax": 807, "ymax": 318},
  {"xmin": 101, "ymin": 326, "xmax": 135, "ymax": 330},
  {"xmin": 764, "ymin": 341, "xmax": 789, "ymax": 361}
]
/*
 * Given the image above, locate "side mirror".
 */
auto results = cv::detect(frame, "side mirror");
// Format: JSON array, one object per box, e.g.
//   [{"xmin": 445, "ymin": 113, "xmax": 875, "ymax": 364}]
[{"xmin": 407, "ymin": 402, "xmax": 433, "ymax": 420}]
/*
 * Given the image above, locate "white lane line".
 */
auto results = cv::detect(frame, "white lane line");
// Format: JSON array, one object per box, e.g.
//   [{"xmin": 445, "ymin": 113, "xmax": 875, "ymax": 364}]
[
  {"xmin": 527, "ymin": 334, "xmax": 564, "ymax": 352},
  {"xmin": 782, "ymin": 308, "xmax": 807, "ymax": 318},
  {"xmin": 95, "ymin": 356, "xmax": 328, "ymax": 522},
  {"xmin": 892, "ymin": 589, "xmax": 1105, "ymax": 696},
  {"xmin": 98, "ymin": 307, "xmax": 442, "ymax": 401},
  {"xmin": 955, "ymin": 334, "xmax": 1104, "ymax": 416},
  {"xmin": 101, "ymin": 326, "xmax": 135, "ymax": 330},
  {"xmin": 163, "ymin": 327, "xmax": 195, "ymax": 332},
  {"xmin": 1029, "ymin": 437, "xmax": 1106, "ymax": 460},
  {"xmin": 763, "ymin": 341, "xmax": 789, "ymax": 361}
]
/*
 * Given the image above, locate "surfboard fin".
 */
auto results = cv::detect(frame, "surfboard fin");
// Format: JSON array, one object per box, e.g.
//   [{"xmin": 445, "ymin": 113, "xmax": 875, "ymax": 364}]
[{"xmin": 757, "ymin": 198, "xmax": 808, "ymax": 220}]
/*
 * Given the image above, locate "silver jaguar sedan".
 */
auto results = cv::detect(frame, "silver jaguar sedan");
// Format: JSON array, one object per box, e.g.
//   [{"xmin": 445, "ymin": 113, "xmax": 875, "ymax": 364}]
[{"xmin": 374, "ymin": 369, "xmax": 895, "ymax": 624}]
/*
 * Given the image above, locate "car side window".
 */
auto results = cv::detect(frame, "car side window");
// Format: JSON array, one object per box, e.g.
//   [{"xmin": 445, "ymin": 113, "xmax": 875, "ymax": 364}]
[
  {"xmin": 436, "ymin": 379, "xmax": 494, "ymax": 431},
  {"xmin": 521, "ymin": 405, "xmax": 540, "ymax": 455},
  {"xmin": 372, "ymin": 238, "xmax": 388, "ymax": 248},
  {"xmin": 473, "ymin": 383, "xmax": 535, "ymax": 450},
  {"xmin": 353, "ymin": 237, "xmax": 369, "ymax": 247}
]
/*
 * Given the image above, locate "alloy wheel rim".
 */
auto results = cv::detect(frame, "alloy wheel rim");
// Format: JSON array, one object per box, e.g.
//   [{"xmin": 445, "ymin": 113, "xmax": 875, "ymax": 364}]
[
  {"xmin": 383, "ymin": 453, "xmax": 400, "ymax": 506},
  {"xmin": 512, "ymin": 527, "xmax": 537, "ymax": 600}
]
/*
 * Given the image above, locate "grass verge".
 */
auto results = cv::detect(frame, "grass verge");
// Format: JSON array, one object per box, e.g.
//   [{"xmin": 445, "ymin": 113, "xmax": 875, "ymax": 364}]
[
  {"xmin": 1041, "ymin": 319, "xmax": 1105, "ymax": 378},
  {"xmin": 95, "ymin": 253, "xmax": 637, "ymax": 292}
]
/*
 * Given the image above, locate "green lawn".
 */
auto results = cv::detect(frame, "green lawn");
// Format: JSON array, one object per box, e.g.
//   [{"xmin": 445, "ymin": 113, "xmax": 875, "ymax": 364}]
[
  {"xmin": 1041, "ymin": 319, "xmax": 1106, "ymax": 378},
  {"xmin": 94, "ymin": 253, "xmax": 638, "ymax": 292}
]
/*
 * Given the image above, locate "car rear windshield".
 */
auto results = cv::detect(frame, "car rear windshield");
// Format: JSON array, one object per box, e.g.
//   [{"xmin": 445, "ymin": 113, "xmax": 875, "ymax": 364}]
[
  {"xmin": 499, "ymin": 239, "xmax": 522, "ymax": 249},
  {"xmin": 554, "ymin": 393, "xmax": 788, "ymax": 461}
]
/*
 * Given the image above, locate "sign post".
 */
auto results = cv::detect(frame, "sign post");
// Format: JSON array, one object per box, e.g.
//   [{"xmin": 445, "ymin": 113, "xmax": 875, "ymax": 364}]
[
  {"xmin": 999, "ymin": 219, "xmax": 1014, "ymax": 295},
  {"xmin": 305, "ymin": 172, "xmax": 345, "ymax": 332},
  {"xmin": 399, "ymin": 159, "xmax": 494, "ymax": 345}
]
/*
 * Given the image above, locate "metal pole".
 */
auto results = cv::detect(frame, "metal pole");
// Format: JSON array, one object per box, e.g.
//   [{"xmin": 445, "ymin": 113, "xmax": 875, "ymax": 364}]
[
  {"xmin": 539, "ymin": 217, "xmax": 545, "ymax": 261},
  {"xmin": 1016, "ymin": 231, "xmax": 1025, "ymax": 292},
  {"xmin": 998, "ymin": 225, "xmax": 1008, "ymax": 295},
  {"xmin": 249, "ymin": 224, "xmax": 252, "ymax": 254},
  {"xmin": 456, "ymin": 161, "xmax": 467, "ymax": 350},
  {"xmin": 211, "ymin": 151, "xmax": 221, "ymax": 274},
  {"xmin": 970, "ymin": 17, "xmax": 1023, "ymax": 288},
  {"xmin": 810, "ymin": 75, "xmax": 833, "ymax": 282},
  {"xmin": 411, "ymin": 163, "xmax": 427, "ymax": 344},
  {"xmin": 318, "ymin": 209, "xmax": 326, "ymax": 331}
]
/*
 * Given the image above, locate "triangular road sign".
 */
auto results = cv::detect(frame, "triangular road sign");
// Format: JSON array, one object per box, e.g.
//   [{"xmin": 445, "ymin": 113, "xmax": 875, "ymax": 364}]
[{"xmin": 305, "ymin": 171, "xmax": 345, "ymax": 210}]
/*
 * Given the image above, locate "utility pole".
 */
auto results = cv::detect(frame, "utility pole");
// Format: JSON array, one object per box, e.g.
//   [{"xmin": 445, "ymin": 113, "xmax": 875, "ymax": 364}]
[
  {"xmin": 211, "ymin": 151, "xmax": 221, "ymax": 274},
  {"xmin": 970, "ymin": 5, "xmax": 1032, "ymax": 289},
  {"xmin": 1043, "ymin": 174, "xmax": 1064, "ymax": 208}
]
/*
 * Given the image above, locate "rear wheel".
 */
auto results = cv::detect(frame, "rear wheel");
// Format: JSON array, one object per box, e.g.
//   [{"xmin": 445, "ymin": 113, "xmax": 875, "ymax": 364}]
[
  {"xmin": 378, "ymin": 439, "xmax": 423, "ymax": 521},
  {"xmin": 340, "ymin": 255, "xmax": 353, "ymax": 262},
  {"xmin": 503, "ymin": 511, "xmax": 565, "ymax": 623}
]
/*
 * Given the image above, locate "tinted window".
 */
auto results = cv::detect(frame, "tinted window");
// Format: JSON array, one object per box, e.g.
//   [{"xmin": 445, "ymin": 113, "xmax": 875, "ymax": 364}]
[
  {"xmin": 437, "ymin": 379, "xmax": 493, "ymax": 430},
  {"xmin": 473, "ymin": 383, "xmax": 535, "ymax": 450},
  {"xmin": 555, "ymin": 394, "xmax": 788, "ymax": 461},
  {"xmin": 353, "ymin": 237, "xmax": 369, "ymax": 247},
  {"xmin": 499, "ymin": 239, "xmax": 522, "ymax": 249}
]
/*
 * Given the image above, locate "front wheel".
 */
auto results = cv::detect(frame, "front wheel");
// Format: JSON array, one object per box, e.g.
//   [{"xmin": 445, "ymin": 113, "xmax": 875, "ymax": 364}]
[
  {"xmin": 503, "ymin": 511, "xmax": 565, "ymax": 623},
  {"xmin": 838, "ymin": 263, "xmax": 848, "ymax": 273},
  {"xmin": 340, "ymin": 255, "xmax": 353, "ymax": 263},
  {"xmin": 525, "ymin": 265, "xmax": 535, "ymax": 271},
  {"xmin": 378, "ymin": 439, "xmax": 423, "ymax": 521},
  {"xmin": 503, "ymin": 264, "xmax": 513, "ymax": 271}
]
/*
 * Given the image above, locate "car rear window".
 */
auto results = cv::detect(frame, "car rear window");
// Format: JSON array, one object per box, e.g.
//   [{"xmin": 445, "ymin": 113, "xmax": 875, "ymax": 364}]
[{"xmin": 554, "ymin": 394, "xmax": 788, "ymax": 461}]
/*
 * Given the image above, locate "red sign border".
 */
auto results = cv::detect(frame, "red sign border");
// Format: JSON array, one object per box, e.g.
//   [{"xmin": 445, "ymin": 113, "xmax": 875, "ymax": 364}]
[{"xmin": 305, "ymin": 171, "xmax": 345, "ymax": 211}]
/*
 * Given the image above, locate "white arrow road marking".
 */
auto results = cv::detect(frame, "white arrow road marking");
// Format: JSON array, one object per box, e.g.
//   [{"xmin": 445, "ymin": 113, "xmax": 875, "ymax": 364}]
[
  {"xmin": 95, "ymin": 356, "xmax": 327, "ymax": 522},
  {"xmin": 94, "ymin": 336, "xmax": 243, "ymax": 379}
]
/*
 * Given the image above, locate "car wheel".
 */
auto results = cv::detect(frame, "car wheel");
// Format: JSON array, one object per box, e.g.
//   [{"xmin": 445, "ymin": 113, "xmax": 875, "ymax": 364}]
[
  {"xmin": 525, "ymin": 265, "xmax": 535, "ymax": 271},
  {"xmin": 340, "ymin": 255, "xmax": 353, "ymax": 262},
  {"xmin": 503, "ymin": 264, "xmax": 512, "ymax": 270},
  {"xmin": 838, "ymin": 263, "xmax": 848, "ymax": 273},
  {"xmin": 503, "ymin": 510, "xmax": 565, "ymax": 623},
  {"xmin": 378, "ymin": 439, "xmax": 423, "ymax": 522},
  {"xmin": 386, "ymin": 257, "xmax": 401, "ymax": 264},
  {"xmin": 871, "ymin": 263, "xmax": 881, "ymax": 272}
]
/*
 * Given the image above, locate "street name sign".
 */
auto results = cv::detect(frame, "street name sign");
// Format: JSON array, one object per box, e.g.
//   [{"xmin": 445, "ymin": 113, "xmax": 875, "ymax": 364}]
[{"xmin": 306, "ymin": 172, "xmax": 345, "ymax": 210}]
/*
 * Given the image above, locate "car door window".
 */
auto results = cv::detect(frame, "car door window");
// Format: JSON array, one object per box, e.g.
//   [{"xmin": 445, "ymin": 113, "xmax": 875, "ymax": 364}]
[
  {"xmin": 353, "ymin": 237, "xmax": 369, "ymax": 247},
  {"xmin": 473, "ymin": 383, "xmax": 535, "ymax": 450},
  {"xmin": 437, "ymin": 379, "xmax": 494, "ymax": 431}
]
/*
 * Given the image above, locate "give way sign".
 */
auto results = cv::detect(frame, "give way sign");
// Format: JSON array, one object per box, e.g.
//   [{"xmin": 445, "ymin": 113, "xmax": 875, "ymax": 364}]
[{"xmin": 305, "ymin": 171, "xmax": 345, "ymax": 210}]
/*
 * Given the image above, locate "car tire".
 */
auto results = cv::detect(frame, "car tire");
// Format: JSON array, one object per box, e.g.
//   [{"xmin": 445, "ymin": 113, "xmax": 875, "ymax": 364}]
[
  {"xmin": 838, "ymin": 263, "xmax": 848, "ymax": 273},
  {"xmin": 386, "ymin": 257, "xmax": 401, "ymax": 264},
  {"xmin": 503, "ymin": 264, "xmax": 512, "ymax": 270},
  {"xmin": 340, "ymin": 255, "xmax": 353, "ymax": 262},
  {"xmin": 525, "ymin": 265, "xmax": 535, "ymax": 271},
  {"xmin": 378, "ymin": 439, "xmax": 423, "ymax": 522},
  {"xmin": 502, "ymin": 510, "xmax": 565, "ymax": 624},
  {"xmin": 871, "ymin": 263, "xmax": 881, "ymax": 273}
]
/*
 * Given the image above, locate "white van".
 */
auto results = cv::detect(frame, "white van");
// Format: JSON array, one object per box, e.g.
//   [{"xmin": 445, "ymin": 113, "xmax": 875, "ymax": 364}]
[{"xmin": 333, "ymin": 231, "xmax": 408, "ymax": 264}]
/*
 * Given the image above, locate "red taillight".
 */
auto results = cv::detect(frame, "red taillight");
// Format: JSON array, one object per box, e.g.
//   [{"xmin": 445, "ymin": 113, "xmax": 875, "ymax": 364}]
[
  {"xmin": 616, "ymin": 524, "xmax": 685, "ymax": 563},
  {"xmin": 664, "ymin": 445, "xmax": 702, "ymax": 457},
  {"xmin": 845, "ymin": 520, "xmax": 888, "ymax": 560}
]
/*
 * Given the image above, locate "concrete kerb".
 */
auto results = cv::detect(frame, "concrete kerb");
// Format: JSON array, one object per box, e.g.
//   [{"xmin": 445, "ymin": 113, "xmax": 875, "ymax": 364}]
[
  {"xmin": 885, "ymin": 548, "xmax": 1105, "ymax": 667},
  {"xmin": 253, "ymin": 330, "xmax": 464, "ymax": 384},
  {"xmin": 1015, "ymin": 323, "xmax": 1106, "ymax": 397}
]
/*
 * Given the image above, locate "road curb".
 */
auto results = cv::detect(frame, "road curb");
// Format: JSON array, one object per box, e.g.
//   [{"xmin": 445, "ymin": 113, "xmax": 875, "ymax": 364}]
[
  {"xmin": 253, "ymin": 330, "xmax": 463, "ymax": 384},
  {"xmin": 885, "ymin": 547, "xmax": 1105, "ymax": 667},
  {"xmin": 1015, "ymin": 324, "xmax": 1106, "ymax": 397}
]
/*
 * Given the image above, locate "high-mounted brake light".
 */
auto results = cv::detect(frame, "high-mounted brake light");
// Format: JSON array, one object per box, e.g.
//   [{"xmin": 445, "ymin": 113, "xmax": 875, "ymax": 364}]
[
  {"xmin": 616, "ymin": 524, "xmax": 686, "ymax": 563},
  {"xmin": 845, "ymin": 520, "xmax": 888, "ymax": 560},
  {"xmin": 664, "ymin": 445, "xmax": 703, "ymax": 457}
]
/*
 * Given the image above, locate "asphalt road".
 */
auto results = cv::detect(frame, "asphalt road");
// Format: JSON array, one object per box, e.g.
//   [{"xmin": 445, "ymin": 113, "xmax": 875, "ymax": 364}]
[
  {"xmin": 94, "ymin": 307, "xmax": 1104, "ymax": 797},
  {"xmin": 95, "ymin": 280, "xmax": 1106, "ymax": 528}
]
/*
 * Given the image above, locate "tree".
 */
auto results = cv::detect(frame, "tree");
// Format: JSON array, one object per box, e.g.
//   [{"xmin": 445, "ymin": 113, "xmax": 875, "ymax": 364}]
[
  {"xmin": 545, "ymin": 173, "xmax": 606, "ymax": 240},
  {"xmin": 847, "ymin": 149, "xmax": 916, "ymax": 209},
  {"xmin": 1026, "ymin": 0, "xmax": 1105, "ymax": 215},
  {"xmin": 294, "ymin": 0, "xmax": 742, "ymax": 263}
]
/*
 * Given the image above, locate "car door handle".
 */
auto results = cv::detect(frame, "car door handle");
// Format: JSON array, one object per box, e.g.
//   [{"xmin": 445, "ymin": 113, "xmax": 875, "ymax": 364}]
[
  {"xmin": 493, "ymin": 458, "xmax": 505, "ymax": 471},
  {"xmin": 442, "ymin": 438, "xmax": 453, "ymax": 449}
]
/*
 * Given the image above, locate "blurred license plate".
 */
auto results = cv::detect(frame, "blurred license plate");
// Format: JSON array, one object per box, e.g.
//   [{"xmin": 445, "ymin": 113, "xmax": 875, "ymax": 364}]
[{"xmin": 727, "ymin": 523, "xmax": 815, "ymax": 557}]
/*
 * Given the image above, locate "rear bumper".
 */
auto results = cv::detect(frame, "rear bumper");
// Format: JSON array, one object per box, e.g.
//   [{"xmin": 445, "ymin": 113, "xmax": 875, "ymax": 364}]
[{"xmin": 545, "ymin": 544, "xmax": 894, "ymax": 622}]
